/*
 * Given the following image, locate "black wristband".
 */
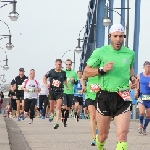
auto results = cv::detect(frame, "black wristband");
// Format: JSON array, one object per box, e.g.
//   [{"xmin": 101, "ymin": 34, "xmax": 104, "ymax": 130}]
[{"xmin": 98, "ymin": 68, "xmax": 106, "ymax": 75}]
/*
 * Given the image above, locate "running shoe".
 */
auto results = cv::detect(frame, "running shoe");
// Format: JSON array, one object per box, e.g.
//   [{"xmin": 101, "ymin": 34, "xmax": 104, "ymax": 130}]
[
  {"xmin": 17, "ymin": 117, "xmax": 20, "ymax": 121},
  {"xmin": 21, "ymin": 114, "xmax": 25, "ymax": 120},
  {"xmin": 41, "ymin": 116, "xmax": 45, "ymax": 119},
  {"xmin": 91, "ymin": 139, "xmax": 96, "ymax": 146},
  {"xmin": 138, "ymin": 124, "xmax": 143, "ymax": 134},
  {"xmin": 29, "ymin": 119, "xmax": 33, "ymax": 124},
  {"xmin": 54, "ymin": 123, "xmax": 59, "ymax": 129},
  {"xmin": 49, "ymin": 114, "xmax": 54, "ymax": 122}
]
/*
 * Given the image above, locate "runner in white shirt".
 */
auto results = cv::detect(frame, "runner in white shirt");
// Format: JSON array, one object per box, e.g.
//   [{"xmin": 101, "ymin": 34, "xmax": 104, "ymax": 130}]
[
  {"xmin": 38, "ymin": 80, "xmax": 49, "ymax": 119},
  {"xmin": 22, "ymin": 69, "xmax": 41, "ymax": 124}
]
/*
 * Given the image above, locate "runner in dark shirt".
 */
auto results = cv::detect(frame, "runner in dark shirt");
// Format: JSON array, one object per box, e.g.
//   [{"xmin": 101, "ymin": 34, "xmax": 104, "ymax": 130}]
[
  {"xmin": 11, "ymin": 68, "xmax": 28, "ymax": 121},
  {"xmin": 43, "ymin": 59, "xmax": 69, "ymax": 129}
]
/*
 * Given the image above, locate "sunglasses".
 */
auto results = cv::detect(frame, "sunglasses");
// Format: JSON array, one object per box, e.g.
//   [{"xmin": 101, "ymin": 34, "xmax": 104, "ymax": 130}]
[{"xmin": 66, "ymin": 64, "xmax": 71, "ymax": 66}]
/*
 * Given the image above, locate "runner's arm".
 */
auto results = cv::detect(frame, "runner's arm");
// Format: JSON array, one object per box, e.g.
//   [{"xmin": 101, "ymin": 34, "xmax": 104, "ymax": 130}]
[
  {"xmin": 43, "ymin": 71, "xmax": 51, "ymax": 86},
  {"xmin": 80, "ymin": 75, "xmax": 86, "ymax": 87},
  {"xmin": 64, "ymin": 72, "xmax": 69, "ymax": 88},
  {"xmin": 135, "ymin": 74, "xmax": 140, "ymax": 92},
  {"xmin": 83, "ymin": 65, "xmax": 99, "ymax": 78},
  {"xmin": 64, "ymin": 80, "xmax": 68, "ymax": 88},
  {"xmin": 37, "ymin": 82, "xmax": 41, "ymax": 92}
]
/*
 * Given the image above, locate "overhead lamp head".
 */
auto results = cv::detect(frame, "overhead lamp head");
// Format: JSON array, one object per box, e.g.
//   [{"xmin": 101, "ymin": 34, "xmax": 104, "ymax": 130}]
[
  {"xmin": 6, "ymin": 43, "xmax": 14, "ymax": 50},
  {"xmin": 75, "ymin": 47, "xmax": 82, "ymax": 54},
  {"xmin": 102, "ymin": 17, "xmax": 112, "ymax": 27},
  {"xmin": 9, "ymin": 12, "xmax": 19, "ymax": 21},
  {"xmin": 3, "ymin": 65, "xmax": 9, "ymax": 71},
  {"xmin": 1, "ymin": 78, "xmax": 6, "ymax": 83}
]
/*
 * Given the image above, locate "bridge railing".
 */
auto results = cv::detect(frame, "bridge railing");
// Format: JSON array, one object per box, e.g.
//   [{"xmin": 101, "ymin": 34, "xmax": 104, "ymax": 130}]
[{"xmin": 79, "ymin": 0, "xmax": 97, "ymax": 70}]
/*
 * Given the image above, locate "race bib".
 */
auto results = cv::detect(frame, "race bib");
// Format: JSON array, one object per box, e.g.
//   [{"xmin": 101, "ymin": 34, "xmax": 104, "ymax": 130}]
[
  {"xmin": 118, "ymin": 90, "xmax": 131, "ymax": 101},
  {"xmin": 52, "ymin": 79, "xmax": 61, "ymax": 87},
  {"xmin": 28, "ymin": 88, "xmax": 35, "ymax": 92},
  {"xmin": 18, "ymin": 85, "xmax": 22, "ymax": 90},
  {"xmin": 90, "ymin": 84, "xmax": 100, "ymax": 92},
  {"xmin": 12, "ymin": 96, "xmax": 16, "ymax": 99},
  {"xmin": 142, "ymin": 95, "xmax": 150, "ymax": 100},
  {"xmin": 75, "ymin": 90, "xmax": 82, "ymax": 94}
]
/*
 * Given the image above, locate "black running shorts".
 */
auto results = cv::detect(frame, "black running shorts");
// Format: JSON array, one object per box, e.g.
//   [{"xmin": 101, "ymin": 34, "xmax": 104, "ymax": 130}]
[
  {"xmin": 49, "ymin": 92, "xmax": 63, "ymax": 101},
  {"xmin": 85, "ymin": 98, "xmax": 96, "ymax": 107},
  {"xmin": 63, "ymin": 94, "xmax": 73, "ymax": 107},
  {"xmin": 96, "ymin": 90, "xmax": 132, "ymax": 117},
  {"xmin": 74, "ymin": 96, "xmax": 83, "ymax": 105},
  {"xmin": 11, "ymin": 99, "xmax": 17, "ymax": 110}
]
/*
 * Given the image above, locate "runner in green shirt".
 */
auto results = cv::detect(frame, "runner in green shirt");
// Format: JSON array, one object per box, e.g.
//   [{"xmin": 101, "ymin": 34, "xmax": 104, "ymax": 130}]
[
  {"xmin": 81, "ymin": 75, "xmax": 100, "ymax": 146},
  {"xmin": 62, "ymin": 59, "xmax": 78, "ymax": 127},
  {"xmin": 83, "ymin": 24, "xmax": 137, "ymax": 150}
]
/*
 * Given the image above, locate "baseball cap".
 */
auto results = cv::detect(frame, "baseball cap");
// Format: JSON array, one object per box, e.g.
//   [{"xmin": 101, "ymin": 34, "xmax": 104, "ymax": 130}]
[
  {"xmin": 143, "ymin": 61, "xmax": 150, "ymax": 66},
  {"xmin": 109, "ymin": 24, "xmax": 125, "ymax": 34},
  {"xmin": 19, "ymin": 68, "xmax": 25, "ymax": 72}
]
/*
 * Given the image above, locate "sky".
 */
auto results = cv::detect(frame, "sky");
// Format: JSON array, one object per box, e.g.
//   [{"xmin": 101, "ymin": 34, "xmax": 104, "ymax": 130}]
[{"xmin": 0, "ymin": 0, "xmax": 149, "ymax": 83}]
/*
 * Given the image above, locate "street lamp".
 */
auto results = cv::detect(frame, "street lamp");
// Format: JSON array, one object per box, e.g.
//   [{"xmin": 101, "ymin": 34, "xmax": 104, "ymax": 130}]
[
  {"xmin": 0, "ymin": 20, "xmax": 14, "ymax": 50},
  {"xmin": 102, "ymin": 1, "xmax": 130, "ymax": 47},
  {"xmin": 0, "ymin": 74, "xmax": 6, "ymax": 83},
  {"xmin": 3, "ymin": 55, "xmax": 9, "ymax": 70},
  {"xmin": 75, "ymin": 25, "xmax": 88, "ymax": 54},
  {"xmin": 1, "ymin": 0, "xmax": 19, "ymax": 21},
  {"xmin": 102, "ymin": 4, "xmax": 112, "ymax": 27},
  {"xmin": 0, "ymin": 47, "xmax": 9, "ymax": 70}
]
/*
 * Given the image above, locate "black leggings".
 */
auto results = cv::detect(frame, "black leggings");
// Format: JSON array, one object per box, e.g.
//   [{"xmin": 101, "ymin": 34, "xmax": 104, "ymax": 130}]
[
  {"xmin": 11, "ymin": 99, "xmax": 17, "ymax": 110},
  {"xmin": 25, "ymin": 98, "xmax": 36, "ymax": 119},
  {"xmin": 39, "ymin": 95, "xmax": 48, "ymax": 116}
]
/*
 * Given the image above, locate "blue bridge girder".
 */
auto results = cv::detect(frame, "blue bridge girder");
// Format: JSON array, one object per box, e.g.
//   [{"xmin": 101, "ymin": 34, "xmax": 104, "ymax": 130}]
[{"xmin": 79, "ymin": 0, "xmax": 141, "ymax": 75}]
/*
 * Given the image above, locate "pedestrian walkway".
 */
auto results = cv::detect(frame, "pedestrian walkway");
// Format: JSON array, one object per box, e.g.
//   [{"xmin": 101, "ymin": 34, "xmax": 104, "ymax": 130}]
[
  {"xmin": 0, "ymin": 115, "xmax": 10, "ymax": 150},
  {"xmin": 9, "ymin": 118, "xmax": 150, "ymax": 150}
]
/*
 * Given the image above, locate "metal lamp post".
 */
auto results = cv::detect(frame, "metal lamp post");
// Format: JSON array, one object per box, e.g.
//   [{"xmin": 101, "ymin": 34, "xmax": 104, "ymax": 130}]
[
  {"xmin": 1, "ymin": 0, "xmax": 19, "ymax": 21},
  {"xmin": 75, "ymin": 25, "xmax": 88, "ymax": 54},
  {"xmin": 0, "ymin": 47, "xmax": 9, "ymax": 70},
  {"xmin": 102, "ymin": 1, "xmax": 130, "ymax": 47},
  {"xmin": 3, "ymin": 55, "xmax": 9, "ymax": 70},
  {"xmin": 0, "ymin": 20, "xmax": 14, "ymax": 50},
  {"xmin": 0, "ymin": 74, "xmax": 6, "ymax": 83}
]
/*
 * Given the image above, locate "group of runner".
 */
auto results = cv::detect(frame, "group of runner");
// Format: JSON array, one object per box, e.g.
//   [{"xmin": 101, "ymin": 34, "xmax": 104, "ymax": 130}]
[{"xmin": 7, "ymin": 24, "xmax": 150, "ymax": 150}]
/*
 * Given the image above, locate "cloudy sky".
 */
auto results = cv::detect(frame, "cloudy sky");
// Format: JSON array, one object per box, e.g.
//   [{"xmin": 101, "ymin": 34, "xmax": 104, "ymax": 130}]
[{"xmin": 0, "ymin": 0, "xmax": 149, "ymax": 83}]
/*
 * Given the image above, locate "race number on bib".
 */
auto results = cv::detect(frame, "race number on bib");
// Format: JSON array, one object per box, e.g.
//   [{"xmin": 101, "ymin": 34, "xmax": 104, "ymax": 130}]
[
  {"xmin": 118, "ymin": 90, "xmax": 131, "ymax": 101},
  {"xmin": 18, "ymin": 85, "xmax": 22, "ymax": 90},
  {"xmin": 12, "ymin": 96, "xmax": 16, "ymax": 99},
  {"xmin": 142, "ymin": 95, "xmax": 150, "ymax": 100},
  {"xmin": 90, "ymin": 84, "xmax": 100, "ymax": 92},
  {"xmin": 52, "ymin": 79, "xmax": 61, "ymax": 87},
  {"xmin": 28, "ymin": 88, "xmax": 35, "ymax": 92},
  {"xmin": 76, "ymin": 90, "xmax": 82, "ymax": 94}
]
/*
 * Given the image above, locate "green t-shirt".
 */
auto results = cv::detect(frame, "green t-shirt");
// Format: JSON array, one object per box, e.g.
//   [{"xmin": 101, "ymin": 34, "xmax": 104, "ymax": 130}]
[
  {"xmin": 85, "ymin": 76, "xmax": 100, "ymax": 100},
  {"xmin": 87, "ymin": 45, "xmax": 135, "ymax": 92},
  {"xmin": 64, "ymin": 69, "xmax": 78, "ymax": 94}
]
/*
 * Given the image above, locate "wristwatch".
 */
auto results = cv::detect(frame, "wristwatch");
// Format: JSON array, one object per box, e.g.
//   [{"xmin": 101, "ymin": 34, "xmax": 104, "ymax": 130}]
[{"xmin": 98, "ymin": 67, "xmax": 106, "ymax": 75}]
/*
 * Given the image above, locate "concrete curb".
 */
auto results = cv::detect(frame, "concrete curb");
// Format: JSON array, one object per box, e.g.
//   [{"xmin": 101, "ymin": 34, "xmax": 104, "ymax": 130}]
[
  {"xmin": 5, "ymin": 118, "xmax": 31, "ymax": 150},
  {"xmin": 0, "ymin": 115, "xmax": 10, "ymax": 150}
]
